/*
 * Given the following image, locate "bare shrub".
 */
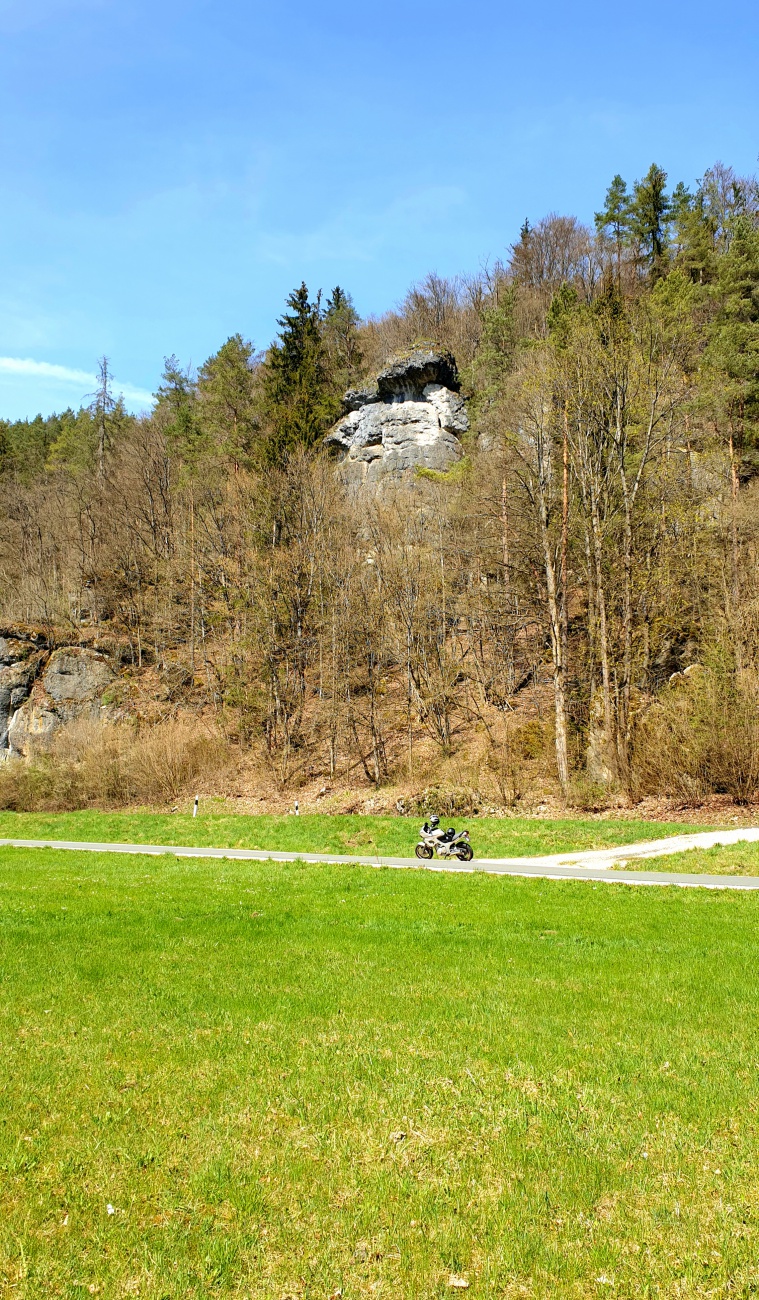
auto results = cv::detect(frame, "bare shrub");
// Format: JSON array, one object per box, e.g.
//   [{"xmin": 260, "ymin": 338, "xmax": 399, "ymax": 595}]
[
  {"xmin": 403, "ymin": 786, "xmax": 484, "ymax": 818},
  {"xmin": 483, "ymin": 716, "xmax": 552, "ymax": 808},
  {"xmin": 0, "ymin": 718, "xmax": 230, "ymax": 812},
  {"xmin": 0, "ymin": 760, "xmax": 56, "ymax": 812},
  {"xmin": 631, "ymin": 657, "xmax": 759, "ymax": 804},
  {"xmin": 568, "ymin": 775, "xmax": 613, "ymax": 812},
  {"xmin": 125, "ymin": 720, "xmax": 227, "ymax": 802}
]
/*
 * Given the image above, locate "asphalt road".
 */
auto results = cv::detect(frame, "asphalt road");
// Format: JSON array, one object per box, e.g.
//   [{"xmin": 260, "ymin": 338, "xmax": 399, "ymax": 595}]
[{"xmin": 2, "ymin": 827, "xmax": 759, "ymax": 889}]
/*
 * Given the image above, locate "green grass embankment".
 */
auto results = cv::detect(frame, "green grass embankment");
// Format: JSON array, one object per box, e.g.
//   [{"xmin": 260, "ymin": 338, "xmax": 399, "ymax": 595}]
[
  {"xmin": 0, "ymin": 809, "xmax": 707, "ymax": 859},
  {"xmin": 616, "ymin": 839, "xmax": 759, "ymax": 876}
]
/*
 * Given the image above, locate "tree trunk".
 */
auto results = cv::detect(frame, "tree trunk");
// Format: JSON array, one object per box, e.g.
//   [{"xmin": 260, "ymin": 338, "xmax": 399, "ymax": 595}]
[
  {"xmin": 539, "ymin": 503, "xmax": 570, "ymax": 795},
  {"xmin": 561, "ymin": 402, "xmax": 569, "ymax": 700},
  {"xmin": 729, "ymin": 429, "xmax": 740, "ymax": 611},
  {"xmin": 590, "ymin": 501, "xmax": 613, "ymax": 757}
]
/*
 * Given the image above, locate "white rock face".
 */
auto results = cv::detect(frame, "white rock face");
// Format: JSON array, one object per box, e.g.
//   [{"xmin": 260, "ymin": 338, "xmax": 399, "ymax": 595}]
[
  {"xmin": 6, "ymin": 646, "xmax": 113, "ymax": 757},
  {"xmin": 326, "ymin": 351, "xmax": 469, "ymax": 486}
]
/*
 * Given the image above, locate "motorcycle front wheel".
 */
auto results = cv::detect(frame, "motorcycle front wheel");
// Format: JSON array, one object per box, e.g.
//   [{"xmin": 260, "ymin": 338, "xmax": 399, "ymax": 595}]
[
  {"xmin": 457, "ymin": 844, "xmax": 473, "ymax": 862},
  {"xmin": 415, "ymin": 843, "xmax": 433, "ymax": 860}
]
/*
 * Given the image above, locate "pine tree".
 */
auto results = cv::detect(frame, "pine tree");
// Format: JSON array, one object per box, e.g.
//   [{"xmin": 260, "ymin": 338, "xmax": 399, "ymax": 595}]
[
  {"xmin": 630, "ymin": 164, "xmax": 671, "ymax": 280},
  {"xmin": 670, "ymin": 181, "xmax": 693, "ymax": 252},
  {"xmin": 594, "ymin": 174, "xmax": 632, "ymax": 285}
]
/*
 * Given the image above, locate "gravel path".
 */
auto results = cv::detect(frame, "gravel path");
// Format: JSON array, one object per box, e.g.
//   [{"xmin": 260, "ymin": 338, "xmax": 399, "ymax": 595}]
[{"xmin": 1, "ymin": 826, "xmax": 759, "ymax": 889}]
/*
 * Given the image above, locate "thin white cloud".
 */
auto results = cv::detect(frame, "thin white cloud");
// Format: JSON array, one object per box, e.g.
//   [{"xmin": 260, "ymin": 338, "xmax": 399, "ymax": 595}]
[{"xmin": 0, "ymin": 356, "xmax": 154, "ymax": 408}]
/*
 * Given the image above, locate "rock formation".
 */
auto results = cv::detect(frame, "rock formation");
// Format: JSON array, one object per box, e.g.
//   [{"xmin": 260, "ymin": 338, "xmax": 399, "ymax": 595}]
[
  {"xmin": 0, "ymin": 634, "xmax": 114, "ymax": 759},
  {"xmin": 325, "ymin": 349, "xmax": 469, "ymax": 486},
  {"xmin": 0, "ymin": 634, "xmax": 44, "ymax": 752}
]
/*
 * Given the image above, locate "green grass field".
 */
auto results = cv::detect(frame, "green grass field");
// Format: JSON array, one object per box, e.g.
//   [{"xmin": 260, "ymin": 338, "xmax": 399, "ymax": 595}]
[
  {"xmin": 2, "ymin": 846, "xmax": 759, "ymax": 1297},
  {"xmin": 615, "ymin": 840, "xmax": 759, "ymax": 876},
  {"xmin": 0, "ymin": 809, "xmax": 707, "ymax": 860}
]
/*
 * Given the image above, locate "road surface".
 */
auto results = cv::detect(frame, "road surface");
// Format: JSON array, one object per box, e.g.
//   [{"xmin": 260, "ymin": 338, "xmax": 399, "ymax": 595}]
[{"xmin": 2, "ymin": 826, "xmax": 759, "ymax": 889}]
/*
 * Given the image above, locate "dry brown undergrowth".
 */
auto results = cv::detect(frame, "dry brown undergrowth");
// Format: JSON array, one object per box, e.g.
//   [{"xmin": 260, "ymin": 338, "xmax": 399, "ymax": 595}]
[{"xmin": 0, "ymin": 718, "xmax": 229, "ymax": 812}]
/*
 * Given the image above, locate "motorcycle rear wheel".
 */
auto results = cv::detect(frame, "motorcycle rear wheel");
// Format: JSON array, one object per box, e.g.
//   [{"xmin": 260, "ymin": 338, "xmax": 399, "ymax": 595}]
[
  {"xmin": 415, "ymin": 843, "xmax": 433, "ymax": 860},
  {"xmin": 457, "ymin": 844, "xmax": 473, "ymax": 862}
]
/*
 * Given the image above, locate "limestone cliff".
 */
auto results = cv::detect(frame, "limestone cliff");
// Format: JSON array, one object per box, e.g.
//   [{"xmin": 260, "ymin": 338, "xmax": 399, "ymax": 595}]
[
  {"xmin": 325, "ymin": 349, "xmax": 469, "ymax": 485},
  {"xmin": 0, "ymin": 634, "xmax": 114, "ymax": 758}
]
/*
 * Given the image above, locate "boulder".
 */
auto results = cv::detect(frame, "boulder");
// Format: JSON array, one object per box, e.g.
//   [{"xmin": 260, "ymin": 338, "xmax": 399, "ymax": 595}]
[
  {"xmin": 42, "ymin": 648, "xmax": 113, "ymax": 704},
  {"xmin": 325, "ymin": 349, "xmax": 469, "ymax": 486},
  {"xmin": 375, "ymin": 350, "xmax": 461, "ymax": 401}
]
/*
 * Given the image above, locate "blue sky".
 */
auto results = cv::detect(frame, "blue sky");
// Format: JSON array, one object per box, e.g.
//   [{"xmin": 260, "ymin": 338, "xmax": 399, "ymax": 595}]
[{"xmin": 0, "ymin": 0, "xmax": 757, "ymax": 420}]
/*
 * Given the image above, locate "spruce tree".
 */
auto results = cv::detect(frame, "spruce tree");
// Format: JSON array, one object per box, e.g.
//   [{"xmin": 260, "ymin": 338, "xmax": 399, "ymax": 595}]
[
  {"xmin": 475, "ymin": 280, "xmax": 518, "ymax": 396},
  {"xmin": 704, "ymin": 217, "xmax": 759, "ymax": 470},
  {"xmin": 197, "ymin": 334, "xmax": 258, "ymax": 467},
  {"xmin": 321, "ymin": 286, "xmax": 362, "ymax": 392},
  {"xmin": 156, "ymin": 356, "xmax": 206, "ymax": 469},
  {"xmin": 46, "ymin": 407, "xmax": 107, "ymax": 476},
  {"xmin": 546, "ymin": 281, "xmax": 580, "ymax": 345},
  {"xmin": 259, "ymin": 282, "xmax": 336, "ymax": 466},
  {"xmin": 672, "ymin": 183, "xmax": 717, "ymax": 284},
  {"xmin": 89, "ymin": 356, "xmax": 117, "ymax": 478}
]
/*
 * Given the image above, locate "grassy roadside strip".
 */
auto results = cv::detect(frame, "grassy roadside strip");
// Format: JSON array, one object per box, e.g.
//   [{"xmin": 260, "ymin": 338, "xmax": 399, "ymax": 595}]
[
  {"xmin": 0, "ymin": 809, "xmax": 708, "ymax": 860},
  {"xmin": 614, "ymin": 839, "xmax": 759, "ymax": 876}
]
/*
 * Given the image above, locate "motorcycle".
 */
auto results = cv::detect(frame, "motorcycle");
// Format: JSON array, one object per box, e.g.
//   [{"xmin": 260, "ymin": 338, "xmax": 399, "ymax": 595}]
[{"xmin": 415, "ymin": 821, "xmax": 473, "ymax": 862}]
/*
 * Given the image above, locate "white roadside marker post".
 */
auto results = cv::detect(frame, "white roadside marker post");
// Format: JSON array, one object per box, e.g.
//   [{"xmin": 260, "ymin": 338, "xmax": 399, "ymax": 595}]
[
  {"xmin": 193, "ymin": 796, "xmax": 199, "ymax": 818},
  {"xmin": 294, "ymin": 800, "xmax": 299, "ymax": 816}
]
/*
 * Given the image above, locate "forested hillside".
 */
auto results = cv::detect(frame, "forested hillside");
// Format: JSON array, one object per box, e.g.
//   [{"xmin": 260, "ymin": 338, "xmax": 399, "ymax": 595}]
[{"xmin": 2, "ymin": 160, "xmax": 758, "ymax": 812}]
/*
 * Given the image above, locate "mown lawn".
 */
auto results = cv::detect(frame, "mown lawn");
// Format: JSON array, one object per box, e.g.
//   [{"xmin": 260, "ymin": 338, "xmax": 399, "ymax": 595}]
[
  {"xmin": 0, "ymin": 810, "xmax": 707, "ymax": 860},
  {"xmin": 2, "ymin": 847, "xmax": 759, "ymax": 1297}
]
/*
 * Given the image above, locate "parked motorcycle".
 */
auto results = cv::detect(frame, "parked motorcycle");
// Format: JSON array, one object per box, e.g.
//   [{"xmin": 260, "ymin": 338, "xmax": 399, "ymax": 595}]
[{"xmin": 415, "ymin": 815, "xmax": 473, "ymax": 862}]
